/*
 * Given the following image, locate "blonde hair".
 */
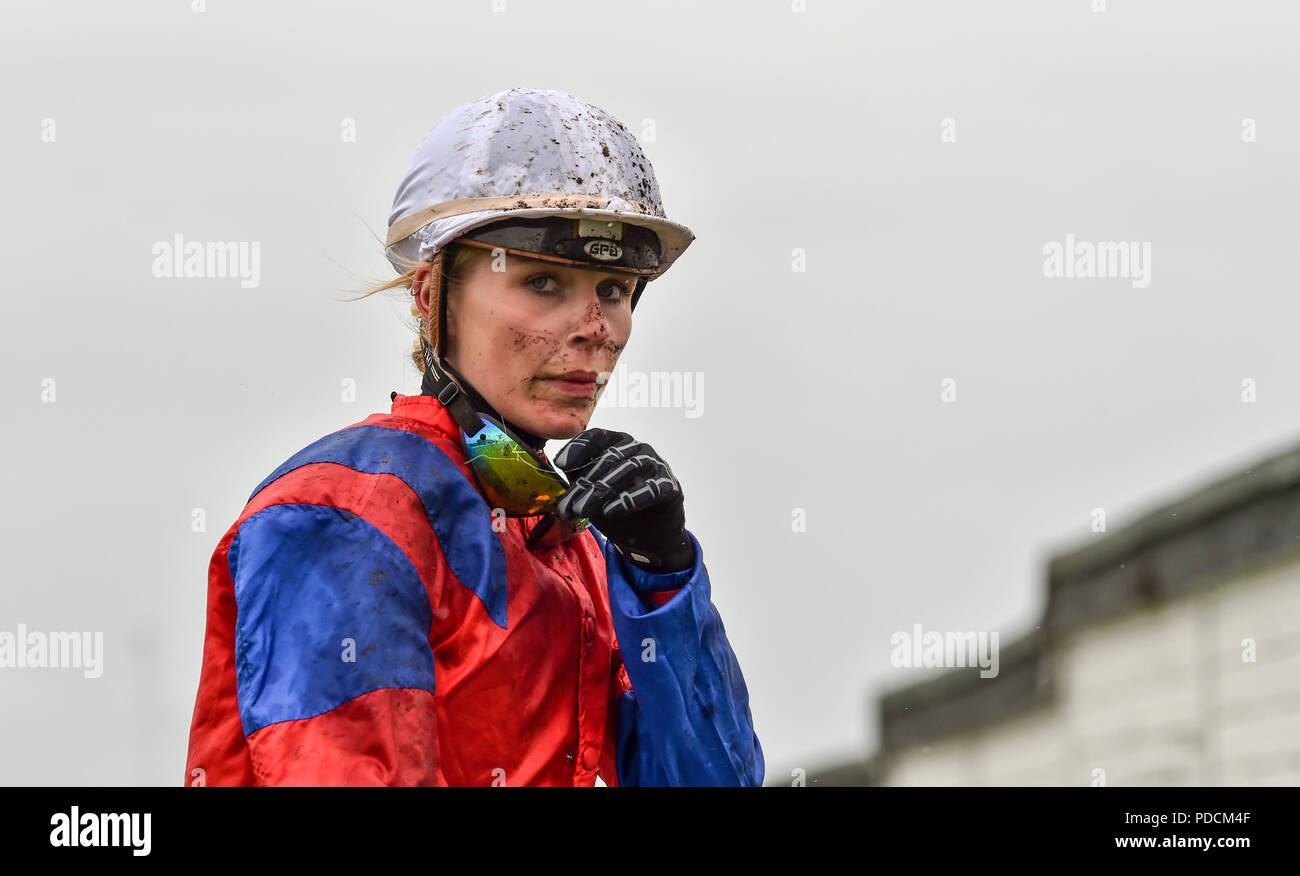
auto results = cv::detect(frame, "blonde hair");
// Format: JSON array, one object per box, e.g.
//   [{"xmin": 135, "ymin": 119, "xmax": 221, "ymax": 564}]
[{"xmin": 344, "ymin": 244, "xmax": 492, "ymax": 372}]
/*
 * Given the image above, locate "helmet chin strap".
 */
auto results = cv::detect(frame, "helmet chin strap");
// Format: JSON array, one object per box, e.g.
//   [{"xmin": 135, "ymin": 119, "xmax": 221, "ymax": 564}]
[
  {"xmin": 417, "ymin": 340, "xmax": 547, "ymax": 451},
  {"xmin": 414, "ymin": 249, "xmax": 548, "ymax": 451}
]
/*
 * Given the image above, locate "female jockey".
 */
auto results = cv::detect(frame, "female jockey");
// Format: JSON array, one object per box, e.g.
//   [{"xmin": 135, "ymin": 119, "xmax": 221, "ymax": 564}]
[{"xmin": 184, "ymin": 87, "xmax": 763, "ymax": 786}]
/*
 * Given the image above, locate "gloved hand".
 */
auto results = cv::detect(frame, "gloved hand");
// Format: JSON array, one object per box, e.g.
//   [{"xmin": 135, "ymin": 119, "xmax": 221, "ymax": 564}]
[{"xmin": 554, "ymin": 429, "xmax": 695, "ymax": 573}]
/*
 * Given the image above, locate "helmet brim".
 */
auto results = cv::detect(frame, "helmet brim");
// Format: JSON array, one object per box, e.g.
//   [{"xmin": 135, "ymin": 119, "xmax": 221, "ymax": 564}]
[{"xmin": 387, "ymin": 206, "xmax": 693, "ymax": 281}]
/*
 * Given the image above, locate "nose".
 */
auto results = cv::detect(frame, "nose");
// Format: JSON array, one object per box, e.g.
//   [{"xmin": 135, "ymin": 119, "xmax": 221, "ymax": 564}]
[{"xmin": 566, "ymin": 287, "xmax": 611, "ymax": 347}]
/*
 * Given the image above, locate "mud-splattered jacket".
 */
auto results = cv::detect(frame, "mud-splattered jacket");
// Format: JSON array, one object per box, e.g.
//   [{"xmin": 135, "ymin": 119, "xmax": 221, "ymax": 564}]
[{"xmin": 184, "ymin": 392, "xmax": 763, "ymax": 786}]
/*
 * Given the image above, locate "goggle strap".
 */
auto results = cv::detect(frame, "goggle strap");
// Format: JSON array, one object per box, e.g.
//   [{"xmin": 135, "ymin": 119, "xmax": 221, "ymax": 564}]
[
  {"xmin": 445, "ymin": 391, "xmax": 486, "ymax": 437},
  {"xmin": 524, "ymin": 515, "xmax": 557, "ymax": 550},
  {"xmin": 442, "ymin": 381, "xmax": 490, "ymax": 438},
  {"xmin": 420, "ymin": 339, "xmax": 492, "ymax": 437}
]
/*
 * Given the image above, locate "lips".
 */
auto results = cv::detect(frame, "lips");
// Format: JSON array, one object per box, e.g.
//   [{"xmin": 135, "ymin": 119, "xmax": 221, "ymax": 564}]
[{"xmin": 541, "ymin": 370, "xmax": 599, "ymax": 398}]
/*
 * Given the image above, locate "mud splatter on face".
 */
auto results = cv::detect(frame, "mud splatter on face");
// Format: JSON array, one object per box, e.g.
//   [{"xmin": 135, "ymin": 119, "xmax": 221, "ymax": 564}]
[
  {"xmin": 580, "ymin": 301, "xmax": 610, "ymax": 341},
  {"xmin": 510, "ymin": 327, "xmax": 563, "ymax": 354}
]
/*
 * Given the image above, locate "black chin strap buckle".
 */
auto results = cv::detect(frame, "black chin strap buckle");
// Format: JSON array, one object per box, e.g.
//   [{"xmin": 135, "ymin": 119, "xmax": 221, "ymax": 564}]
[{"xmin": 423, "ymin": 362, "xmax": 487, "ymax": 438}]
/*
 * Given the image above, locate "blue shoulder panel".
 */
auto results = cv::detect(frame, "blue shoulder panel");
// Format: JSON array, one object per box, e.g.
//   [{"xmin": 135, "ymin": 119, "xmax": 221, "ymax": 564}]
[
  {"xmin": 230, "ymin": 503, "xmax": 437, "ymax": 737},
  {"xmin": 248, "ymin": 424, "xmax": 508, "ymax": 628}
]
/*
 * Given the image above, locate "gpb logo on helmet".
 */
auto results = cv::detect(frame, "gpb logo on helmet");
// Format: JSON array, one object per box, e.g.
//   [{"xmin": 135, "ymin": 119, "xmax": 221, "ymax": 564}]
[{"xmin": 583, "ymin": 239, "xmax": 624, "ymax": 261}]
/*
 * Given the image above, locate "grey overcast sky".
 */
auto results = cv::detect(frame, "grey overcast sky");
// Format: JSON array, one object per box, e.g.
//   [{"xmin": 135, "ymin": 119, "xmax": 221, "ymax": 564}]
[{"xmin": 2, "ymin": 0, "xmax": 1299, "ymax": 784}]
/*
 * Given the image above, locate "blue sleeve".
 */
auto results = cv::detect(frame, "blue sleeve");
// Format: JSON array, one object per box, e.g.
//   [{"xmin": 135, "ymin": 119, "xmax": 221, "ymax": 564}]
[{"xmin": 594, "ymin": 528, "xmax": 764, "ymax": 787}]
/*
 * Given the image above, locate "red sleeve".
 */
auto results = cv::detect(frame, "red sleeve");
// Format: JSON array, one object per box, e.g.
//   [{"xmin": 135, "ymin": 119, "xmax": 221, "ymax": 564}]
[{"xmin": 246, "ymin": 688, "xmax": 447, "ymax": 786}]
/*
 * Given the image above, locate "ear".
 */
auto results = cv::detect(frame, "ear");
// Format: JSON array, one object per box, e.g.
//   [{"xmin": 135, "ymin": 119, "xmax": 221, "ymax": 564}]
[{"xmin": 412, "ymin": 264, "xmax": 434, "ymax": 321}]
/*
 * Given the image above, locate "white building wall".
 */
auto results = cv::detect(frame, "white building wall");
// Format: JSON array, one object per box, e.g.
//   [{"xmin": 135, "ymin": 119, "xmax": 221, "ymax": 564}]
[{"xmin": 883, "ymin": 550, "xmax": 1300, "ymax": 786}]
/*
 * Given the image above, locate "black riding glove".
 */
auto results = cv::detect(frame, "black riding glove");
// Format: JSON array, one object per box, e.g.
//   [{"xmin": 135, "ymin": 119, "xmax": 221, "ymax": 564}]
[{"xmin": 554, "ymin": 429, "xmax": 695, "ymax": 573}]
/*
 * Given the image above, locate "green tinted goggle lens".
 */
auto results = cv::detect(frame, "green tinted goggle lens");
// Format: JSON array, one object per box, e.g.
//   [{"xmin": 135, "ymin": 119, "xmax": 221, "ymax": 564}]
[{"xmin": 462, "ymin": 416, "xmax": 590, "ymax": 540}]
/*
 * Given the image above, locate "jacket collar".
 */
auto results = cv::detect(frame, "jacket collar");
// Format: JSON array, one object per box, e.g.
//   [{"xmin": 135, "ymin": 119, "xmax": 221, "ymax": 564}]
[
  {"xmin": 417, "ymin": 365, "xmax": 547, "ymax": 451},
  {"xmin": 388, "ymin": 392, "xmax": 462, "ymax": 441}
]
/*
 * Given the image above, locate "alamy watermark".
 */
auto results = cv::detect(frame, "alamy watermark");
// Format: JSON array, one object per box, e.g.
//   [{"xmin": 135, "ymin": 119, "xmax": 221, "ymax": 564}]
[
  {"xmin": 151, "ymin": 233, "xmax": 261, "ymax": 288},
  {"xmin": 50, "ymin": 806, "xmax": 150, "ymax": 856},
  {"xmin": 596, "ymin": 364, "xmax": 703, "ymax": 418},
  {"xmin": 1042, "ymin": 233, "xmax": 1151, "ymax": 288},
  {"xmin": 890, "ymin": 623, "xmax": 999, "ymax": 679},
  {"xmin": 0, "ymin": 624, "xmax": 103, "ymax": 678}
]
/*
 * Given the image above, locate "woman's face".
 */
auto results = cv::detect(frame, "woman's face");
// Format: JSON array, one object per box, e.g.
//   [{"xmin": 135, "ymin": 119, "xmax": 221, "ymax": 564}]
[{"xmin": 415, "ymin": 250, "xmax": 635, "ymax": 440}]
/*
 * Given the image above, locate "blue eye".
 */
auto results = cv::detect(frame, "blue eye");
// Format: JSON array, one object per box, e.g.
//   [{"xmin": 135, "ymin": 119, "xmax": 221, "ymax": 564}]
[
  {"xmin": 526, "ymin": 273, "xmax": 630, "ymax": 301},
  {"xmin": 526, "ymin": 274, "xmax": 557, "ymax": 293},
  {"xmin": 599, "ymin": 280, "xmax": 633, "ymax": 301}
]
